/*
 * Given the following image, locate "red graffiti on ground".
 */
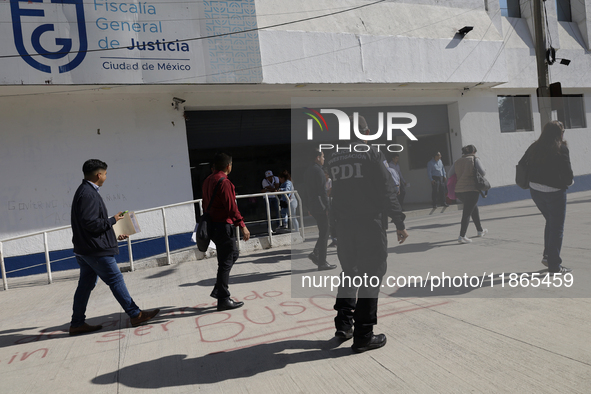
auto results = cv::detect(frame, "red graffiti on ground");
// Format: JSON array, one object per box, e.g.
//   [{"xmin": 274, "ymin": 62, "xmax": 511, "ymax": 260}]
[
  {"xmin": 5, "ymin": 290, "xmax": 448, "ymax": 360},
  {"xmin": 0, "ymin": 348, "xmax": 49, "ymax": 365}
]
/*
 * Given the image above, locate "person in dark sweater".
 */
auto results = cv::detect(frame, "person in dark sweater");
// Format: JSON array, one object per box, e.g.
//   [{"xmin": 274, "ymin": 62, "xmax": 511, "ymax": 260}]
[
  {"xmin": 303, "ymin": 149, "xmax": 337, "ymax": 271},
  {"xmin": 69, "ymin": 159, "xmax": 159, "ymax": 336},
  {"xmin": 519, "ymin": 121, "xmax": 574, "ymax": 274}
]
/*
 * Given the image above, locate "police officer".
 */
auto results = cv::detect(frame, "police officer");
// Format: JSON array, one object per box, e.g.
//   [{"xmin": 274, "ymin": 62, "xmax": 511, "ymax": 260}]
[{"xmin": 327, "ymin": 117, "xmax": 409, "ymax": 353}]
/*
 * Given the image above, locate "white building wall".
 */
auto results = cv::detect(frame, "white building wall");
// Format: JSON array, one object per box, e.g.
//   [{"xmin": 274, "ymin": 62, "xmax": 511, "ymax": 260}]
[
  {"xmin": 455, "ymin": 93, "xmax": 540, "ymax": 189},
  {"xmin": 257, "ymin": 0, "xmax": 507, "ymax": 85},
  {"xmin": 0, "ymin": 92, "xmax": 194, "ymax": 256},
  {"xmin": 556, "ymin": 93, "xmax": 591, "ymax": 174}
]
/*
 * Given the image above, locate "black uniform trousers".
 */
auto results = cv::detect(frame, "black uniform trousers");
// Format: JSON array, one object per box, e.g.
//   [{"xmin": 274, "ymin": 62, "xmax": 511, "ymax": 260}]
[
  {"xmin": 210, "ymin": 222, "xmax": 239, "ymax": 299},
  {"xmin": 397, "ymin": 183, "xmax": 406, "ymax": 210},
  {"xmin": 310, "ymin": 209, "xmax": 329, "ymax": 263},
  {"xmin": 333, "ymin": 216, "xmax": 388, "ymax": 344},
  {"xmin": 431, "ymin": 176, "xmax": 446, "ymax": 206}
]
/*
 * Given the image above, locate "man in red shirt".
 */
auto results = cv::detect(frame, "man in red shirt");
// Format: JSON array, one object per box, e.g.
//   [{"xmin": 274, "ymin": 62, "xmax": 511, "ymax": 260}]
[{"xmin": 202, "ymin": 152, "xmax": 250, "ymax": 310}]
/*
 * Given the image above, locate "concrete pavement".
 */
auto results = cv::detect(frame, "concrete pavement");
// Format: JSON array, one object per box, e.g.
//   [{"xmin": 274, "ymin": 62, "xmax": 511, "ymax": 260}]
[{"xmin": 1, "ymin": 191, "xmax": 590, "ymax": 393}]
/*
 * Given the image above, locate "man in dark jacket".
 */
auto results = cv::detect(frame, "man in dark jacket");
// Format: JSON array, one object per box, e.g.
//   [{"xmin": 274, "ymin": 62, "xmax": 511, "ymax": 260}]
[
  {"xmin": 327, "ymin": 142, "xmax": 409, "ymax": 353},
  {"xmin": 303, "ymin": 149, "xmax": 337, "ymax": 271},
  {"xmin": 69, "ymin": 159, "xmax": 159, "ymax": 336}
]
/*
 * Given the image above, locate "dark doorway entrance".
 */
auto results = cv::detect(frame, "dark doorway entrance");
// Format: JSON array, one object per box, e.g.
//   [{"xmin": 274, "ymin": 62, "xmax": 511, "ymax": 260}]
[{"xmin": 185, "ymin": 109, "xmax": 291, "ymax": 235}]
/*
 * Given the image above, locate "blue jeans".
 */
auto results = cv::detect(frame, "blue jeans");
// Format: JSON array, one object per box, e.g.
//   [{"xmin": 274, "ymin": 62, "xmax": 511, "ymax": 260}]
[
  {"xmin": 530, "ymin": 189, "xmax": 567, "ymax": 272},
  {"xmin": 280, "ymin": 198, "xmax": 299, "ymax": 231},
  {"xmin": 269, "ymin": 196, "xmax": 281, "ymax": 228},
  {"xmin": 71, "ymin": 255, "xmax": 140, "ymax": 327}
]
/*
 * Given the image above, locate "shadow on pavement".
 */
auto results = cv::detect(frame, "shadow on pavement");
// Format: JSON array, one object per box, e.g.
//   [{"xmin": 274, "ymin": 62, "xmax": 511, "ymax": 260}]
[
  {"xmin": 144, "ymin": 266, "xmax": 178, "ymax": 279},
  {"xmin": 238, "ymin": 254, "xmax": 291, "ymax": 266},
  {"xmin": 407, "ymin": 223, "xmax": 457, "ymax": 230},
  {"xmin": 389, "ymin": 270, "xmax": 549, "ymax": 297},
  {"xmin": 567, "ymin": 198, "xmax": 591, "ymax": 205},
  {"xmin": 241, "ymin": 249, "xmax": 292, "ymax": 259},
  {"xmin": 406, "ymin": 213, "xmax": 541, "ymax": 233},
  {"xmin": 388, "ymin": 240, "xmax": 456, "ymax": 254},
  {"xmin": 181, "ymin": 270, "xmax": 293, "ymax": 287},
  {"xmin": 92, "ymin": 338, "xmax": 352, "ymax": 388},
  {"xmin": 0, "ymin": 306, "xmax": 220, "ymax": 350}
]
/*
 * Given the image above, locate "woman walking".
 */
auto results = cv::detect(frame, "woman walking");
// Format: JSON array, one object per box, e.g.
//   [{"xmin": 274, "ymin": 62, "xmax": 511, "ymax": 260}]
[
  {"xmin": 449, "ymin": 145, "xmax": 488, "ymax": 244},
  {"xmin": 519, "ymin": 121, "xmax": 574, "ymax": 274},
  {"xmin": 278, "ymin": 170, "xmax": 299, "ymax": 231}
]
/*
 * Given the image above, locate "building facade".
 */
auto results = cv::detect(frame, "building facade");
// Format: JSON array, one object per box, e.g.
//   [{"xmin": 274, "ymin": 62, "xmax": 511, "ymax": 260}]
[{"xmin": 1, "ymin": 0, "xmax": 590, "ymax": 262}]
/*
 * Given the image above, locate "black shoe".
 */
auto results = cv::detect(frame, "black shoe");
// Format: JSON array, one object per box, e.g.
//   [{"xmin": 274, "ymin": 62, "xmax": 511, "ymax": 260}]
[
  {"xmin": 328, "ymin": 240, "xmax": 338, "ymax": 248},
  {"xmin": 217, "ymin": 297, "xmax": 244, "ymax": 311},
  {"xmin": 443, "ymin": 203, "xmax": 449, "ymax": 207},
  {"xmin": 318, "ymin": 262, "xmax": 337, "ymax": 271},
  {"xmin": 335, "ymin": 328, "xmax": 353, "ymax": 340},
  {"xmin": 308, "ymin": 252, "xmax": 319, "ymax": 266},
  {"xmin": 432, "ymin": 205, "xmax": 437, "ymax": 209},
  {"xmin": 69, "ymin": 322, "xmax": 103, "ymax": 336},
  {"xmin": 352, "ymin": 334, "xmax": 387, "ymax": 353},
  {"xmin": 548, "ymin": 266, "xmax": 572, "ymax": 275}
]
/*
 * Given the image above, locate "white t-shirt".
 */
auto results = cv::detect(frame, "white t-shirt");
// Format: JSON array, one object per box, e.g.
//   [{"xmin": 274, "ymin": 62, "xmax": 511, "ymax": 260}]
[{"xmin": 262, "ymin": 176, "xmax": 279, "ymax": 190}]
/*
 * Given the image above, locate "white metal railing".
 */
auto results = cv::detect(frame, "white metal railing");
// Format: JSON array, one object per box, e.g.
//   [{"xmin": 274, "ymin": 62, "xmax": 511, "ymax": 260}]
[{"xmin": 0, "ymin": 190, "xmax": 305, "ymax": 291}]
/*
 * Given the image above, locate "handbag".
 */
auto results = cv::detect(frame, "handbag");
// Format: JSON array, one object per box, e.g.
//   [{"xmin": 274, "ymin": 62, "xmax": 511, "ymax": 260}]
[
  {"xmin": 447, "ymin": 174, "xmax": 457, "ymax": 200},
  {"xmin": 280, "ymin": 199, "xmax": 288, "ymax": 209},
  {"xmin": 195, "ymin": 177, "xmax": 225, "ymax": 252},
  {"xmin": 515, "ymin": 163, "xmax": 529, "ymax": 189},
  {"xmin": 473, "ymin": 158, "xmax": 490, "ymax": 197}
]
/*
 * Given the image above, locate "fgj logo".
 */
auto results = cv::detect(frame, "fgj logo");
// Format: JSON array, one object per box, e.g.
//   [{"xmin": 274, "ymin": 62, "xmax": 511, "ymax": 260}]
[
  {"xmin": 304, "ymin": 108, "xmax": 418, "ymax": 153},
  {"xmin": 11, "ymin": 0, "xmax": 88, "ymax": 73}
]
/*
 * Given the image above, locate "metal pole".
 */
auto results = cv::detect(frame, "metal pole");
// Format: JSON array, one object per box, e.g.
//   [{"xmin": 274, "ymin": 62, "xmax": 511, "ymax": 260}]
[
  {"xmin": 43, "ymin": 232, "xmax": 53, "ymax": 284},
  {"xmin": 127, "ymin": 237, "xmax": 134, "ymax": 271},
  {"xmin": 0, "ymin": 242, "xmax": 8, "ymax": 291},
  {"xmin": 162, "ymin": 208, "xmax": 171, "ymax": 265},
  {"xmin": 533, "ymin": 0, "xmax": 551, "ymax": 127},
  {"xmin": 263, "ymin": 194, "xmax": 273, "ymax": 246},
  {"xmin": 287, "ymin": 196, "xmax": 292, "ymax": 231}
]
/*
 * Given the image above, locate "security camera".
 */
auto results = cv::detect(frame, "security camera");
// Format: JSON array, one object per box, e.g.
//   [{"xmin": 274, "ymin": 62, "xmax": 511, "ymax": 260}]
[{"xmin": 172, "ymin": 97, "xmax": 186, "ymax": 110}]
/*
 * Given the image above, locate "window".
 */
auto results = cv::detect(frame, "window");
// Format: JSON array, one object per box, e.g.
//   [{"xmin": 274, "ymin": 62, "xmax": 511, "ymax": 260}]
[
  {"xmin": 558, "ymin": 95, "xmax": 586, "ymax": 129},
  {"xmin": 407, "ymin": 134, "xmax": 451, "ymax": 170},
  {"xmin": 500, "ymin": 0, "xmax": 521, "ymax": 18},
  {"xmin": 498, "ymin": 95, "xmax": 533, "ymax": 133},
  {"xmin": 556, "ymin": 0, "xmax": 572, "ymax": 22}
]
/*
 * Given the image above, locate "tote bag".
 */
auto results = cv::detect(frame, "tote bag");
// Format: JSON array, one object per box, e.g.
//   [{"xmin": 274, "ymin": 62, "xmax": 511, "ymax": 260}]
[
  {"xmin": 195, "ymin": 177, "xmax": 225, "ymax": 252},
  {"xmin": 473, "ymin": 157, "xmax": 490, "ymax": 197}
]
